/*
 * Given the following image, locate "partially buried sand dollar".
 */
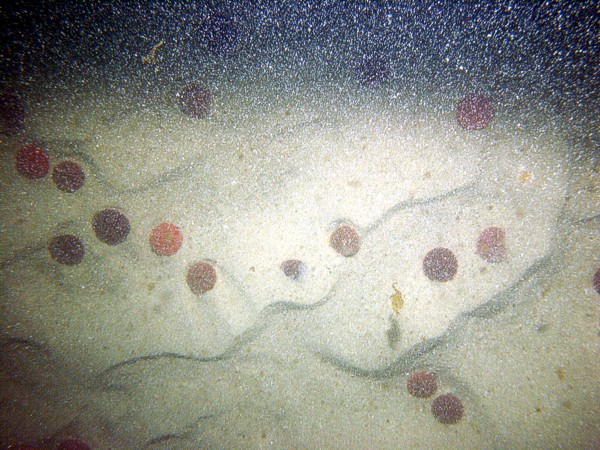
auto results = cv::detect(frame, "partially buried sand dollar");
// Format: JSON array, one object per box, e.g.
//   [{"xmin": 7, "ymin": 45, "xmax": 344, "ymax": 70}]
[
  {"xmin": 477, "ymin": 227, "xmax": 506, "ymax": 263},
  {"xmin": 330, "ymin": 224, "xmax": 361, "ymax": 257}
]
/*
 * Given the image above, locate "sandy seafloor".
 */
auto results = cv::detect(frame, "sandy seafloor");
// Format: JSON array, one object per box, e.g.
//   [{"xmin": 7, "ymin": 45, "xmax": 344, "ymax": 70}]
[{"xmin": 0, "ymin": 62, "xmax": 599, "ymax": 449}]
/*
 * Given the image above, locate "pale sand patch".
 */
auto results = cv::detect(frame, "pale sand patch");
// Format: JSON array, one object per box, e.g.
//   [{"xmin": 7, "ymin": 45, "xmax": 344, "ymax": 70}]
[{"xmin": 1, "ymin": 75, "xmax": 594, "ymax": 448}]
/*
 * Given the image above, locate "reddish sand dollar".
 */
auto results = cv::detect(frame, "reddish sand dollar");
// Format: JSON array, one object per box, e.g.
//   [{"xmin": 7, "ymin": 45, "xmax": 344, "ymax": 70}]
[
  {"xmin": 187, "ymin": 261, "xmax": 217, "ymax": 295},
  {"xmin": 150, "ymin": 222, "xmax": 183, "ymax": 256},
  {"xmin": 477, "ymin": 226, "xmax": 506, "ymax": 263},
  {"xmin": 456, "ymin": 94, "xmax": 494, "ymax": 130},
  {"xmin": 16, "ymin": 144, "xmax": 50, "ymax": 179}
]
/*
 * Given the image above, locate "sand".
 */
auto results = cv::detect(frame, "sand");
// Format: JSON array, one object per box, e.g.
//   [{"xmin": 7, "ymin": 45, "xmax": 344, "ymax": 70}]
[{"xmin": 0, "ymin": 70, "xmax": 598, "ymax": 449}]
